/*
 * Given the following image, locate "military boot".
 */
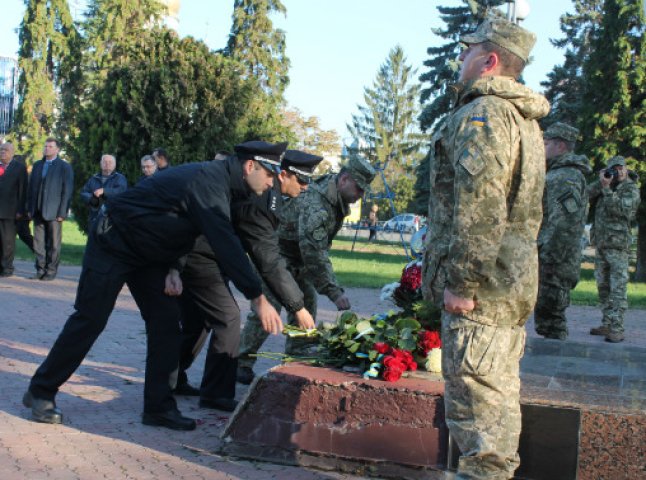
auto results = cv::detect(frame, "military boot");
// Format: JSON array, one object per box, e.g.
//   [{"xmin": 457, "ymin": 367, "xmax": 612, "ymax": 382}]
[
  {"xmin": 590, "ymin": 325, "xmax": 610, "ymax": 336},
  {"xmin": 605, "ymin": 331, "xmax": 624, "ymax": 343}
]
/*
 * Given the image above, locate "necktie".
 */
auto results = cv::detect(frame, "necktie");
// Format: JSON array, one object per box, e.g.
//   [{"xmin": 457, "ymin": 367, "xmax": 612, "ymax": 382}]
[{"xmin": 42, "ymin": 161, "xmax": 51, "ymax": 178}]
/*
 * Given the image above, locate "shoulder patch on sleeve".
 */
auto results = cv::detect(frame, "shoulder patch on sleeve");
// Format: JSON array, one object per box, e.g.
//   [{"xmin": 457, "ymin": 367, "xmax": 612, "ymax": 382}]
[
  {"xmin": 469, "ymin": 115, "xmax": 487, "ymax": 127},
  {"xmin": 458, "ymin": 145, "xmax": 486, "ymax": 176}
]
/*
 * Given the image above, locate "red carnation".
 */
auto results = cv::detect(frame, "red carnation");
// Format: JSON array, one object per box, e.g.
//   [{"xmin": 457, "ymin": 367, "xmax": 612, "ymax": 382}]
[
  {"xmin": 382, "ymin": 355, "xmax": 406, "ymax": 382},
  {"xmin": 390, "ymin": 349, "xmax": 417, "ymax": 371},
  {"xmin": 373, "ymin": 342, "xmax": 391, "ymax": 354},
  {"xmin": 399, "ymin": 264, "xmax": 422, "ymax": 292},
  {"xmin": 418, "ymin": 330, "xmax": 441, "ymax": 355}
]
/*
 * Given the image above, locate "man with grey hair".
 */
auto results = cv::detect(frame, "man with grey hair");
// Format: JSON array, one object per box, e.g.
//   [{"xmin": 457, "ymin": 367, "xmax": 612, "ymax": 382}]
[
  {"xmin": 80, "ymin": 154, "xmax": 128, "ymax": 225},
  {"xmin": 138, "ymin": 155, "xmax": 157, "ymax": 183},
  {"xmin": 0, "ymin": 142, "xmax": 28, "ymax": 277}
]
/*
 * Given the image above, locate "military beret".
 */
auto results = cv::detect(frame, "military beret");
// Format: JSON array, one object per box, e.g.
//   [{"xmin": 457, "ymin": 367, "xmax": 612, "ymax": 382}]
[
  {"xmin": 607, "ymin": 156, "xmax": 626, "ymax": 168},
  {"xmin": 345, "ymin": 155, "xmax": 376, "ymax": 192},
  {"xmin": 461, "ymin": 17, "xmax": 536, "ymax": 63},
  {"xmin": 544, "ymin": 122, "xmax": 579, "ymax": 143},
  {"xmin": 281, "ymin": 150, "xmax": 323, "ymax": 184},
  {"xmin": 234, "ymin": 141, "xmax": 288, "ymax": 174}
]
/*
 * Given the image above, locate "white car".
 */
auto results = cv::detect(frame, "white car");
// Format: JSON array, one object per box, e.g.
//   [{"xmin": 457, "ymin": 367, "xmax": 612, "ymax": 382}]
[{"xmin": 383, "ymin": 214, "xmax": 422, "ymax": 233}]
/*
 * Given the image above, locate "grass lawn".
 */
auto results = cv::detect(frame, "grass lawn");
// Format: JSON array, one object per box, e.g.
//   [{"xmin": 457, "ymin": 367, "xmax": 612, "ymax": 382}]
[{"xmin": 15, "ymin": 221, "xmax": 646, "ymax": 308}]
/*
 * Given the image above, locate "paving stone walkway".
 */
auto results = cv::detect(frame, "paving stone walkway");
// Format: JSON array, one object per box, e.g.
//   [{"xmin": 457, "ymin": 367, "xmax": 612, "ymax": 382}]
[{"xmin": 0, "ymin": 260, "xmax": 643, "ymax": 480}]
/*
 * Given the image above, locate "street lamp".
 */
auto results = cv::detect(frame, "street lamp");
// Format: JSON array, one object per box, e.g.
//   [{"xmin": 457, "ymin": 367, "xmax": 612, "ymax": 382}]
[{"xmin": 506, "ymin": 0, "xmax": 531, "ymax": 23}]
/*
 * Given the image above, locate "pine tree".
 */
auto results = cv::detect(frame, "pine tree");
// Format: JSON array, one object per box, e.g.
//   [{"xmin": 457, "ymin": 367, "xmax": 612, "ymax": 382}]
[
  {"xmin": 224, "ymin": 0, "xmax": 291, "ymax": 141},
  {"xmin": 347, "ymin": 46, "xmax": 425, "ymax": 215},
  {"xmin": 579, "ymin": 0, "xmax": 645, "ymax": 280},
  {"xmin": 412, "ymin": 0, "xmax": 505, "ymax": 214},
  {"xmin": 14, "ymin": 0, "xmax": 78, "ymax": 162},
  {"xmin": 540, "ymin": 0, "xmax": 604, "ymax": 125}
]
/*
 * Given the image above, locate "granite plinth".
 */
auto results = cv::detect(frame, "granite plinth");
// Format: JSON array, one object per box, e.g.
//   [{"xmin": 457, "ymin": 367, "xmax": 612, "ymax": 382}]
[{"xmin": 223, "ymin": 337, "xmax": 646, "ymax": 479}]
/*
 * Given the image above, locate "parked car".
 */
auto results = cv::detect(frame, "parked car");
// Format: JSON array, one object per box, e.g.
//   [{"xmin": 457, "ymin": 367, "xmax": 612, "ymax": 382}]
[{"xmin": 383, "ymin": 213, "xmax": 422, "ymax": 233}]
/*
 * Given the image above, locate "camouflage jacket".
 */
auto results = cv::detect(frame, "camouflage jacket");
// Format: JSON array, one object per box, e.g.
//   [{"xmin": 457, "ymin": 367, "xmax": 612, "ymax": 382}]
[
  {"xmin": 278, "ymin": 175, "xmax": 348, "ymax": 301},
  {"xmin": 538, "ymin": 152, "xmax": 591, "ymax": 287},
  {"xmin": 588, "ymin": 176, "xmax": 640, "ymax": 250},
  {"xmin": 422, "ymin": 76, "xmax": 550, "ymax": 326}
]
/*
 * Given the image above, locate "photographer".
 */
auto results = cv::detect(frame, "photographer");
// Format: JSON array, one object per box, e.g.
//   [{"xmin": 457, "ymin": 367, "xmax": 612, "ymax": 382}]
[{"xmin": 588, "ymin": 156, "xmax": 640, "ymax": 343}]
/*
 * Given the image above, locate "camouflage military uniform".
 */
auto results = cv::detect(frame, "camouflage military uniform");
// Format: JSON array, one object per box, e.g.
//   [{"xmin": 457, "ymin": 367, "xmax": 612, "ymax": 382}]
[
  {"xmin": 588, "ymin": 157, "xmax": 640, "ymax": 337},
  {"xmin": 422, "ymin": 19, "xmax": 549, "ymax": 478},
  {"xmin": 238, "ymin": 157, "xmax": 375, "ymax": 367},
  {"xmin": 535, "ymin": 124, "xmax": 591, "ymax": 339}
]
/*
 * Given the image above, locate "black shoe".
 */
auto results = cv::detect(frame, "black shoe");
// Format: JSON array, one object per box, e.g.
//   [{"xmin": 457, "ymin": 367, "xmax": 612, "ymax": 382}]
[
  {"xmin": 0, "ymin": 271, "xmax": 13, "ymax": 278},
  {"xmin": 142, "ymin": 409, "xmax": 196, "ymax": 431},
  {"xmin": 173, "ymin": 382, "xmax": 200, "ymax": 396},
  {"xmin": 199, "ymin": 397, "xmax": 238, "ymax": 412},
  {"xmin": 41, "ymin": 273, "xmax": 57, "ymax": 281},
  {"xmin": 30, "ymin": 272, "xmax": 45, "ymax": 280},
  {"xmin": 22, "ymin": 391, "xmax": 63, "ymax": 424},
  {"xmin": 236, "ymin": 366, "xmax": 255, "ymax": 385}
]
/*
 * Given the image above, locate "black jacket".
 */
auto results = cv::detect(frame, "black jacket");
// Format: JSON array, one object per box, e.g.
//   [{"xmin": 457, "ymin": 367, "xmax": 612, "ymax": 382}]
[
  {"xmin": 0, "ymin": 158, "xmax": 28, "ymax": 219},
  {"xmin": 233, "ymin": 182, "xmax": 305, "ymax": 312},
  {"xmin": 27, "ymin": 157, "xmax": 74, "ymax": 220},
  {"xmin": 104, "ymin": 157, "xmax": 262, "ymax": 299},
  {"xmin": 80, "ymin": 171, "xmax": 128, "ymax": 222}
]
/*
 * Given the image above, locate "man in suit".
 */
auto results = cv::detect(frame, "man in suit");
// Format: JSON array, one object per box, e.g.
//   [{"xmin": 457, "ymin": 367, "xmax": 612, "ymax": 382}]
[
  {"xmin": 0, "ymin": 142, "xmax": 28, "ymax": 277},
  {"xmin": 27, "ymin": 137, "xmax": 74, "ymax": 280}
]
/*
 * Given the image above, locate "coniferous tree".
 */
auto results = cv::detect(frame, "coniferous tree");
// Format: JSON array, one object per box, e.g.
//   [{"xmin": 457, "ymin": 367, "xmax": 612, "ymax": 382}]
[
  {"xmin": 412, "ymin": 0, "xmax": 505, "ymax": 214},
  {"xmin": 71, "ymin": 29, "xmax": 250, "ymax": 232},
  {"xmin": 578, "ymin": 0, "xmax": 645, "ymax": 280},
  {"xmin": 224, "ymin": 0, "xmax": 291, "ymax": 141},
  {"xmin": 14, "ymin": 0, "xmax": 78, "ymax": 163},
  {"xmin": 347, "ymin": 46, "xmax": 425, "ymax": 215},
  {"xmin": 540, "ymin": 0, "xmax": 604, "ymax": 125}
]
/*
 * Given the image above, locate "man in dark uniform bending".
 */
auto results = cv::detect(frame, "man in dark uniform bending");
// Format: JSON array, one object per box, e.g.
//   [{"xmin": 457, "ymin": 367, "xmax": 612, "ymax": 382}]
[
  {"xmin": 174, "ymin": 147, "xmax": 322, "ymax": 411},
  {"xmin": 22, "ymin": 143, "xmax": 283, "ymax": 430}
]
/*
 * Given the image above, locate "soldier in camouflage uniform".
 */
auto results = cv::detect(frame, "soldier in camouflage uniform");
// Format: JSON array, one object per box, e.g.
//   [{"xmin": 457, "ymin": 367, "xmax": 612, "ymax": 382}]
[
  {"xmin": 421, "ymin": 18, "xmax": 549, "ymax": 479},
  {"xmin": 534, "ymin": 123, "xmax": 591, "ymax": 340},
  {"xmin": 588, "ymin": 156, "xmax": 640, "ymax": 343},
  {"xmin": 237, "ymin": 156, "xmax": 376, "ymax": 383}
]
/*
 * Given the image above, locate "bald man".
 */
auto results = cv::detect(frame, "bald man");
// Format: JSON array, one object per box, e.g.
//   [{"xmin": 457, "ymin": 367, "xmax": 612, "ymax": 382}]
[{"xmin": 0, "ymin": 143, "xmax": 28, "ymax": 277}]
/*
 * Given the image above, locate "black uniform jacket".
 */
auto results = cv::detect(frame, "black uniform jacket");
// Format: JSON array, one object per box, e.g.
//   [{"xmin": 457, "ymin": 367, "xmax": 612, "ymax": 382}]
[
  {"xmin": 0, "ymin": 159, "xmax": 28, "ymax": 219},
  {"xmin": 233, "ymin": 182, "xmax": 305, "ymax": 312},
  {"xmin": 105, "ymin": 156, "xmax": 262, "ymax": 299}
]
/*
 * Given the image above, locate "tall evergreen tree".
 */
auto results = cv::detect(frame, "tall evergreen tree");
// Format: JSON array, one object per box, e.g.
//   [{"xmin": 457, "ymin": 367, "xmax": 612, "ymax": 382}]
[
  {"xmin": 14, "ymin": 0, "xmax": 78, "ymax": 163},
  {"xmin": 412, "ymin": 0, "xmax": 505, "ymax": 214},
  {"xmin": 540, "ymin": 0, "xmax": 604, "ymax": 125},
  {"xmin": 578, "ymin": 0, "xmax": 645, "ymax": 280},
  {"xmin": 224, "ymin": 0, "xmax": 291, "ymax": 141},
  {"xmin": 347, "ymin": 46, "xmax": 425, "ymax": 215},
  {"xmin": 71, "ymin": 29, "xmax": 250, "ymax": 232}
]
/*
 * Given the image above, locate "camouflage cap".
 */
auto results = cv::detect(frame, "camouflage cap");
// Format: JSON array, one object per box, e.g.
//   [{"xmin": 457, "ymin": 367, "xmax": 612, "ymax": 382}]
[
  {"xmin": 544, "ymin": 122, "xmax": 579, "ymax": 143},
  {"xmin": 461, "ymin": 18, "xmax": 536, "ymax": 63},
  {"xmin": 607, "ymin": 156, "xmax": 626, "ymax": 168},
  {"xmin": 345, "ymin": 156, "xmax": 376, "ymax": 192}
]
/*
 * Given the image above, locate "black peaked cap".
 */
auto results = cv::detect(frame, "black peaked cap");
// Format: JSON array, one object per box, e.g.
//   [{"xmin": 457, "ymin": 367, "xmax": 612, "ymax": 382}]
[{"xmin": 281, "ymin": 150, "xmax": 323, "ymax": 176}]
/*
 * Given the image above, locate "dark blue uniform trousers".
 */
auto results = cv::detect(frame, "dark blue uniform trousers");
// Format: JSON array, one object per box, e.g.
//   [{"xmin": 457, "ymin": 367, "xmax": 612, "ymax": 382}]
[{"xmin": 29, "ymin": 231, "xmax": 182, "ymax": 414}]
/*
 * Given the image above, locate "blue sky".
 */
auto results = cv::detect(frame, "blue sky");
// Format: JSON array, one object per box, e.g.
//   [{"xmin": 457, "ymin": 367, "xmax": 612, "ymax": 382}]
[{"xmin": 1, "ymin": 1, "xmax": 569, "ymax": 140}]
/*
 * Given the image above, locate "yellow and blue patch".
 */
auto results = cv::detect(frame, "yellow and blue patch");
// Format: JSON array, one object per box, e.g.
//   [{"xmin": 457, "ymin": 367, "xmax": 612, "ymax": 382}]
[{"xmin": 470, "ymin": 116, "xmax": 487, "ymax": 127}]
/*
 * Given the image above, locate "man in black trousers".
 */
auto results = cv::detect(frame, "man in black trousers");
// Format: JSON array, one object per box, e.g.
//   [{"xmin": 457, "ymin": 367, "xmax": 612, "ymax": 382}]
[
  {"xmin": 23, "ymin": 142, "xmax": 284, "ymax": 430},
  {"xmin": 0, "ymin": 142, "xmax": 28, "ymax": 277},
  {"xmin": 174, "ymin": 147, "xmax": 322, "ymax": 411},
  {"xmin": 27, "ymin": 137, "xmax": 74, "ymax": 280}
]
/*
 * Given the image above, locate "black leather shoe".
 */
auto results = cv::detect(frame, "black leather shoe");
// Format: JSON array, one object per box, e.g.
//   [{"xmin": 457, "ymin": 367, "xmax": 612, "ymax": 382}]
[
  {"xmin": 30, "ymin": 272, "xmax": 45, "ymax": 280},
  {"xmin": 172, "ymin": 382, "xmax": 200, "ymax": 396},
  {"xmin": 41, "ymin": 273, "xmax": 57, "ymax": 281},
  {"xmin": 199, "ymin": 397, "xmax": 238, "ymax": 412},
  {"xmin": 142, "ymin": 409, "xmax": 196, "ymax": 431},
  {"xmin": 236, "ymin": 366, "xmax": 255, "ymax": 385},
  {"xmin": 23, "ymin": 391, "xmax": 63, "ymax": 424}
]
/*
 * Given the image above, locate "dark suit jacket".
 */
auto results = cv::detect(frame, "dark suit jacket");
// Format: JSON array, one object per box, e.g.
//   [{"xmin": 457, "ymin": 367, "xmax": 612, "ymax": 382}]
[
  {"xmin": 27, "ymin": 157, "xmax": 74, "ymax": 221},
  {"xmin": 0, "ymin": 158, "xmax": 28, "ymax": 219}
]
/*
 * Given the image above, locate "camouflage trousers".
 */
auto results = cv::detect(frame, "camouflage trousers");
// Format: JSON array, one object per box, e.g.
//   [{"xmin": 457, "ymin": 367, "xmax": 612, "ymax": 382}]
[
  {"xmin": 238, "ymin": 276, "xmax": 318, "ymax": 369},
  {"xmin": 534, "ymin": 271, "xmax": 571, "ymax": 340},
  {"xmin": 442, "ymin": 313, "xmax": 526, "ymax": 480},
  {"xmin": 594, "ymin": 248, "xmax": 629, "ymax": 334}
]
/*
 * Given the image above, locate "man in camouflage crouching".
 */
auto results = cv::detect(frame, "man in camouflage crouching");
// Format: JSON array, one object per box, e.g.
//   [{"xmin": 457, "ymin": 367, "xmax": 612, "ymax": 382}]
[
  {"xmin": 237, "ymin": 155, "xmax": 376, "ymax": 384},
  {"xmin": 422, "ymin": 18, "xmax": 549, "ymax": 479},
  {"xmin": 588, "ymin": 156, "xmax": 640, "ymax": 343},
  {"xmin": 534, "ymin": 122, "xmax": 591, "ymax": 340}
]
